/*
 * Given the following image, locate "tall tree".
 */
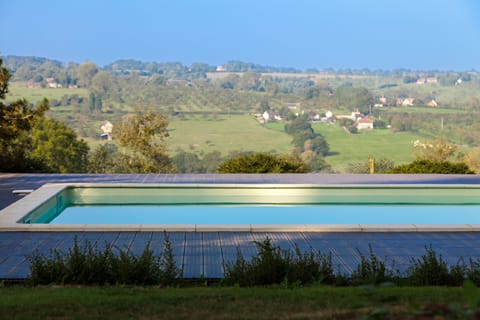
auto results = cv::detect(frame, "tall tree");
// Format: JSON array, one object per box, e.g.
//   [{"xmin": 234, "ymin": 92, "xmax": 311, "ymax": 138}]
[
  {"xmin": 0, "ymin": 59, "xmax": 49, "ymax": 172},
  {"xmin": 76, "ymin": 62, "xmax": 98, "ymax": 87},
  {"xmin": 114, "ymin": 109, "xmax": 175, "ymax": 173},
  {"xmin": 30, "ymin": 118, "xmax": 89, "ymax": 173}
]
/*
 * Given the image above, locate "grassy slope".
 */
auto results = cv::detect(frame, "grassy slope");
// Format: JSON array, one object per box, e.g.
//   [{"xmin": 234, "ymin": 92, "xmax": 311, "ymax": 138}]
[
  {"xmin": 6, "ymin": 81, "xmax": 474, "ymax": 172},
  {"xmin": 167, "ymin": 115, "xmax": 293, "ymax": 156},
  {"xmin": 312, "ymin": 124, "xmax": 421, "ymax": 171},
  {"xmin": 0, "ymin": 286, "xmax": 473, "ymax": 320},
  {"xmin": 6, "ymin": 81, "xmax": 89, "ymax": 104}
]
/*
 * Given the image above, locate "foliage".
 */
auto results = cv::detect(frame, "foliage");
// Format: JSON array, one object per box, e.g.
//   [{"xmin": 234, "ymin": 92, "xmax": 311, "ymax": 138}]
[
  {"xmin": 350, "ymin": 245, "xmax": 399, "ymax": 285},
  {"xmin": 7, "ymin": 56, "xmax": 480, "ymax": 173},
  {"xmin": 463, "ymin": 148, "xmax": 480, "ymax": 174},
  {"xmin": 299, "ymin": 150, "xmax": 332, "ymax": 172},
  {"xmin": 389, "ymin": 160, "xmax": 474, "ymax": 174},
  {"xmin": 346, "ymin": 158, "xmax": 396, "ymax": 174},
  {"xmin": 0, "ymin": 59, "xmax": 50, "ymax": 172},
  {"xmin": 217, "ymin": 152, "xmax": 309, "ymax": 173},
  {"xmin": 114, "ymin": 109, "xmax": 176, "ymax": 173},
  {"xmin": 159, "ymin": 232, "xmax": 183, "ymax": 285},
  {"xmin": 28, "ymin": 233, "xmax": 181, "ymax": 286},
  {"xmin": 413, "ymin": 138, "xmax": 457, "ymax": 162},
  {"xmin": 172, "ymin": 151, "xmax": 204, "ymax": 173},
  {"xmin": 76, "ymin": 62, "xmax": 98, "ymax": 87},
  {"xmin": 406, "ymin": 245, "xmax": 465, "ymax": 286},
  {"xmin": 285, "ymin": 115, "xmax": 314, "ymax": 135},
  {"xmin": 334, "ymin": 86, "xmax": 373, "ymax": 114},
  {"xmin": 223, "ymin": 238, "xmax": 334, "ymax": 286},
  {"xmin": 24, "ymin": 235, "xmax": 480, "ymax": 290},
  {"xmin": 30, "ymin": 118, "xmax": 89, "ymax": 172},
  {"xmin": 403, "ymin": 75, "xmax": 418, "ymax": 84},
  {"xmin": 337, "ymin": 118, "xmax": 354, "ymax": 127},
  {"xmin": 87, "ymin": 143, "xmax": 119, "ymax": 173},
  {"xmin": 284, "ymin": 115, "xmax": 330, "ymax": 169}
]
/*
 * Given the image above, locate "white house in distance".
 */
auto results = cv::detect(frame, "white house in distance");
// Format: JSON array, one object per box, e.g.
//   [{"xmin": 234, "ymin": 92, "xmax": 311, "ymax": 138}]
[
  {"xmin": 355, "ymin": 118, "xmax": 374, "ymax": 130},
  {"xmin": 46, "ymin": 77, "xmax": 62, "ymax": 88},
  {"xmin": 397, "ymin": 98, "xmax": 415, "ymax": 107},
  {"xmin": 100, "ymin": 120, "xmax": 113, "ymax": 140},
  {"xmin": 262, "ymin": 111, "xmax": 282, "ymax": 122}
]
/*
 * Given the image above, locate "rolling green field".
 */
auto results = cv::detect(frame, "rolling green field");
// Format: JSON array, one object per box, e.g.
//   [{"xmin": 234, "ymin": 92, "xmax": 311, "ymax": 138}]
[
  {"xmin": 312, "ymin": 124, "xmax": 421, "ymax": 171},
  {"xmin": 265, "ymin": 122, "xmax": 423, "ymax": 171},
  {"xmin": 6, "ymin": 81, "xmax": 476, "ymax": 172},
  {"xmin": 6, "ymin": 81, "xmax": 89, "ymax": 104},
  {"xmin": 167, "ymin": 115, "xmax": 293, "ymax": 156}
]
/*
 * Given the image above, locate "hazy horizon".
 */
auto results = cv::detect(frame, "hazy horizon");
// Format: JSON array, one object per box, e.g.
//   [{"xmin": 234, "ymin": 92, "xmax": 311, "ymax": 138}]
[{"xmin": 2, "ymin": 0, "xmax": 480, "ymax": 70}]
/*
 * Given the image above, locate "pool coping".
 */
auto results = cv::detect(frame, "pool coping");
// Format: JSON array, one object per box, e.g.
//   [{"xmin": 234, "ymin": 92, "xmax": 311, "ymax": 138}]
[{"xmin": 1, "ymin": 182, "xmax": 480, "ymax": 232}]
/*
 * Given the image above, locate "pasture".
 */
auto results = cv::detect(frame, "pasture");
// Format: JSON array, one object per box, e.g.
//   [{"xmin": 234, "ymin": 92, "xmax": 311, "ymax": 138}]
[
  {"xmin": 167, "ymin": 115, "xmax": 293, "ymax": 156},
  {"xmin": 311, "ymin": 124, "xmax": 422, "ymax": 171},
  {"xmin": 6, "ymin": 82, "xmax": 89, "ymax": 104}
]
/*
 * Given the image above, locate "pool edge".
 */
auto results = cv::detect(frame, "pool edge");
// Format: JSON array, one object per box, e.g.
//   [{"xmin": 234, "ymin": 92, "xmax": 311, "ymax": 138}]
[{"xmin": 2, "ymin": 183, "xmax": 480, "ymax": 232}]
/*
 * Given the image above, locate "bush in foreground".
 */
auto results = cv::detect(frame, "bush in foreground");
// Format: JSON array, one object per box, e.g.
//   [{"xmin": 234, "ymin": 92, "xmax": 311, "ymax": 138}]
[
  {"xmin": 28, "ymin": 232, "xmax": 181, "ymax": 286},
  {"xmin": 27, "ymin": 236, "xmax": 480, "ymax": 288},
  {"xmin": 223, "ymin": 237, "xmax": 334, "ymax": 286}
]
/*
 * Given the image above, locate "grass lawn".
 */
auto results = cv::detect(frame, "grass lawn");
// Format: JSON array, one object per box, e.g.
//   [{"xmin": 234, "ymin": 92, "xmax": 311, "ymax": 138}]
[
  {"xmin": 167, "ymin": 115, "xmax": 293, "ymax": 156},
  {"xmin": 0, "ymin": 285, "xmax": 475, "ymax": 319},
  {"xmin": 311, "ymin": 124, "xmax": 423, "ymax": 172}
]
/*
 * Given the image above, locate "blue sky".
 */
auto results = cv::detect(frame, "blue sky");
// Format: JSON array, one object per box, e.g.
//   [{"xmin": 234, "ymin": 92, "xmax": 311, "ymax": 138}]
[{"xmin": 1, "ymin": 0, "xmax": 479, "ymax": 70}]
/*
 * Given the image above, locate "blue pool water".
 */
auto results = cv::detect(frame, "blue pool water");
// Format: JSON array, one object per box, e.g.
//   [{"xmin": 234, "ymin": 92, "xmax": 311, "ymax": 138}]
[{"xmin": 49, "ymin": 205, "xmax": 480, "ymax": 224}]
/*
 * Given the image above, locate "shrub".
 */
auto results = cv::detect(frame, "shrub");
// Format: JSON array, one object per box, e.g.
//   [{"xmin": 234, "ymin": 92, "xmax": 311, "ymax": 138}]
[
  {"xmin": 466, "ymin": 258, "xmax": 480, "ymax": 286},
  {"xmin": 223, "ymin": 237, "xmax": 334, "ymax": 286},
  {"xmin": 346, "ymin": 158, "xmax": 395, "ymax": 174},
  {"xmin": 159, "ymin": 232, "xmax": 182, "ymax": 285},
  {"xmin": 389, "ymin": 160, "xmax": 474, "ymax": 174},
  {"xmin": 350, "ymin": 245, "xmax": 399, "ymax": 285},
  {"xmin": 406, "ymin": 245, "xmax": 465, "ymax": 286},
  {"xmin": 217, "ymin": 153, "xmax": 309, "ymax": 173},
  {"xmin": 28, "ymin": 233, "xmax": 181, "ymax": 286}
]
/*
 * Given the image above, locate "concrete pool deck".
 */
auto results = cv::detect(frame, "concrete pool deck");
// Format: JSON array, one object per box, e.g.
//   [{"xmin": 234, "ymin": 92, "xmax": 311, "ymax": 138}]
[{"xmin": 1, "ymin": 173, "xmax": 480, "ymax": 279}]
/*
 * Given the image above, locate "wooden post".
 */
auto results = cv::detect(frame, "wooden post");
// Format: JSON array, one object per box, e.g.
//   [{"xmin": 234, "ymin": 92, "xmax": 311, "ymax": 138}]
[{"xmin": 369, "ymin": 157, "xmax": 375, "ymax": 174}]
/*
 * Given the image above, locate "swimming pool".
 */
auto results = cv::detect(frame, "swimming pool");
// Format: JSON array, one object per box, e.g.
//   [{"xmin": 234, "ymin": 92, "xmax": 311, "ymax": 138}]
[{"xmin": 1, "ymin": 183, "xmax": 480, "ymax": 232}]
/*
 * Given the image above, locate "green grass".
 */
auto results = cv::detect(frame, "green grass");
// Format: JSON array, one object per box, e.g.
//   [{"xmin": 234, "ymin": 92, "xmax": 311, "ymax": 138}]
[
  {"xmin": 167, "ymin": 115, "xmax": 293, "ymax": 156},
  {"xmin": 377, "ymin": 106, "xmax": 470, "ymax": 115},
  {"xmin": 0, "ymin": 285, "xmax": 475, "ymax": 320},
  {"xmin": 6, "ymin": 81, "xmax": 89, "ymax": 104},
  {"xmin": 312, "ymin": 124, "xmax": 423, "ymax": 171}
]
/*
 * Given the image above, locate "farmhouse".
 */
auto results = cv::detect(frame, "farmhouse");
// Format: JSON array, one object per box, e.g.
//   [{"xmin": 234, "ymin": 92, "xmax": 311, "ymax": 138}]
[
  {"xmin": 100, "ymin": 120, "xmax": 113, "ymax": 140},
  {"xmin": 416, "ymin": 78, "xmax": 426, "ymax": 85},
  {"xmin": 416, "ymin": 77, "xmax": 438, "ymax": 85},
  {"xmin": 262, "ymin": 111, "xmax": 282, "ymax": 122},
  {"xmin": 426, "ymin": 99, "xmax": 438, "ymax": 108},
  {"xmin": 355, "ymin": 118, "xmax": 374, "ymax": 130},
  {"xmin": 46, "ymin": 77, "xmax": 62, "ymax": 88},
  {"xmin": 397, "ymin": 98, "xmax": 415, "ymax": 107}
]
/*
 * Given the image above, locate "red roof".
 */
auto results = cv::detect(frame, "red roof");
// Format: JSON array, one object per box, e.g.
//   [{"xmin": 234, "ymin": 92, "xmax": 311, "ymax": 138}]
[{"xmin": 357, "ymin": 118, "xmax": 373, "ymax": 123}]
